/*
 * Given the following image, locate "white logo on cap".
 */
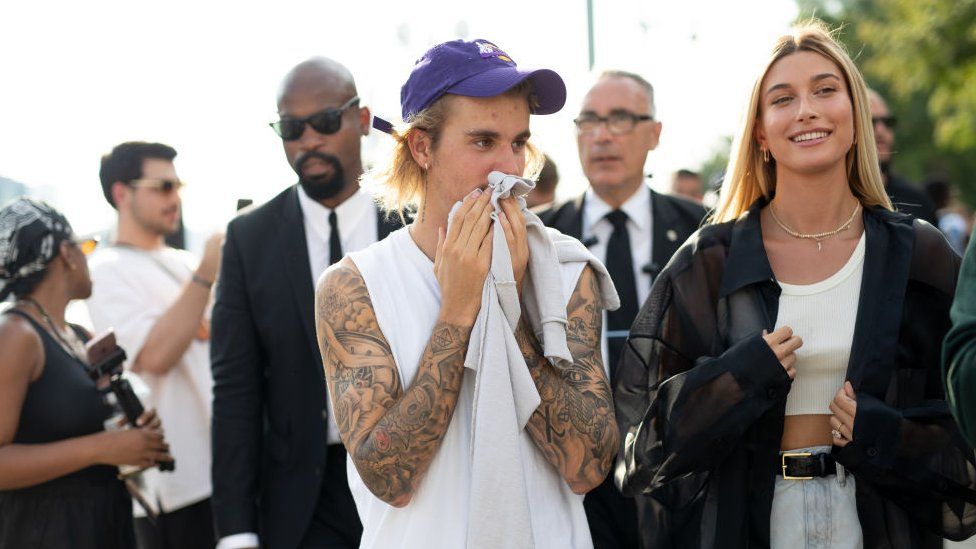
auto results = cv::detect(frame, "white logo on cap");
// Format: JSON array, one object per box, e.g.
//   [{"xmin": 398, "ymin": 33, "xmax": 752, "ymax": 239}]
[{"xmin": 475, "ymin": 40, "xmax": 513, "ymax": 63}]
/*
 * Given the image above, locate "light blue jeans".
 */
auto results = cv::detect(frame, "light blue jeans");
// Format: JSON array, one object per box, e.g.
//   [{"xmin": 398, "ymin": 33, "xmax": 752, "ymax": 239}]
[{"xmin": 770, "ymin": 446, "xmax": 863, "ymax": 549}]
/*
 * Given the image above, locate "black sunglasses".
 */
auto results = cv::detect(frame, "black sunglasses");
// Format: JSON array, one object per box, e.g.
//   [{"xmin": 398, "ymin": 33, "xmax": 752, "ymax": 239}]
[
  {"xmin": 270, "ymin": 96, "xmax": 360, "ymax": 141},
  {"xmin": 872, "ymin": 115, "xmax": 897, "ymax": 129},
  {"xmin": 127, "ymin": 178, "xmax": 185, "ymax": 193}
]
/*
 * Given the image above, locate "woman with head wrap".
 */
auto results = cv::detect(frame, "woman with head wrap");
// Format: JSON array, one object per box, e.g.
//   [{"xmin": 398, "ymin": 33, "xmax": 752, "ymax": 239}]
[{"xmin": 0, "ymin": 198, "xmax": 172, "ymax": 548}]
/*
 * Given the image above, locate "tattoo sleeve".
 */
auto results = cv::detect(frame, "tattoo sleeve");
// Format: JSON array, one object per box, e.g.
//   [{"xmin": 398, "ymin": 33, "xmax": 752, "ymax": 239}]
[
  {"xmin": 315, "ymin": 261, "xmax": 471, "ymax": 507},
  {"xmin": 515, "ymin": 265, "xmax": 619, "ymax": 493}
]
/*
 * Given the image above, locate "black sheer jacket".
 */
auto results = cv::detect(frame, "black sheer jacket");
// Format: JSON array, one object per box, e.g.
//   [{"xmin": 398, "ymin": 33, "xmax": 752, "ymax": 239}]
[{"xmin": 615, "ymin": 197, "xmax": 976, "ymax": 548}]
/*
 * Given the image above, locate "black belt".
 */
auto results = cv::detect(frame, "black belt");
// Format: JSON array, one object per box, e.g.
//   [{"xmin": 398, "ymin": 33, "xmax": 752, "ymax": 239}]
[{"xmin": 778, "ymin": 452, "xmax": 836, "ymax": 480}]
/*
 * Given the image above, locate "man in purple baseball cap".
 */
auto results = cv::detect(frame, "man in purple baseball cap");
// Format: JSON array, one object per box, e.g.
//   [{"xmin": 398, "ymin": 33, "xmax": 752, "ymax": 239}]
[
  {"xmin": 317, "ymin": 39, "xmax": 616, "ymax": 548},
  {"xmin": 374, "ymin": 38, "xmax": 566, "ymax": 131}
]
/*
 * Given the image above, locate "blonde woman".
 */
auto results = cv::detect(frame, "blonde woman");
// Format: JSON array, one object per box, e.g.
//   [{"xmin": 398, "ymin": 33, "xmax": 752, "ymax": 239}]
[{"xmin": 614, "ymin": 22, "xmax": 976, "ymax": 548}]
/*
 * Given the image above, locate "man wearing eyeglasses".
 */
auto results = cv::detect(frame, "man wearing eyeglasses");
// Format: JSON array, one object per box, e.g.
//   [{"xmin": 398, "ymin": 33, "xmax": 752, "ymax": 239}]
[
  {"xmin": 868, "ymin": 89, "xmax": 937, "ymax": 225},
  {"xmin": 86, "ymin": 141, "xmax": 222, "ymax": 549},
  {"xmin": 211, "ymin": 58, "xmax": 401, "ymax": 549},
  {"xmin": 537, "ymin": 71, "xmax": 706, "ymax": 549}
]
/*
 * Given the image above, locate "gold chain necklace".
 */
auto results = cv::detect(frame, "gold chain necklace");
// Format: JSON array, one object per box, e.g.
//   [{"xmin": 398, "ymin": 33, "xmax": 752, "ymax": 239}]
[{"xmin": 768, "ymin": 202, "xmax": 861, "ymax": 251}]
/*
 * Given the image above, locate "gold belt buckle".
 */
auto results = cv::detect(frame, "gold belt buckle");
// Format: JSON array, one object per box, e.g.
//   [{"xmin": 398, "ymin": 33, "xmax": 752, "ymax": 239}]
[{"xmin": 781, "ymin": 452, "xmax": 813, "ymax": 480}]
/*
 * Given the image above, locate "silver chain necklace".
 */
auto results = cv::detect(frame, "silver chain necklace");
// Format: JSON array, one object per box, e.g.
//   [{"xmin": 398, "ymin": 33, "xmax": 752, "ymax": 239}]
[{"xmin": 18, "ymin": 298, "xmax": 88, "ymax": 363}]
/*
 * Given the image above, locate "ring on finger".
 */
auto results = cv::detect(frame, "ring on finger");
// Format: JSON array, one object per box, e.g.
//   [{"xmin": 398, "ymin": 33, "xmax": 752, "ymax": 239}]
[{"xmin": 831, "ymin": 429, "xmax": 842, "ymax": 439}]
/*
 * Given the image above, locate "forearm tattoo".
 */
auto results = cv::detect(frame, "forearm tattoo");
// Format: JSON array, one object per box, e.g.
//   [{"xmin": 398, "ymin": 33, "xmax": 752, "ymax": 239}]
[
  {"xmin": 516, "ymin": 267, "xmax": 619, "ymax": 491},
  {"xmin": 316, "ymin": 264, "xmax": 470, "ymax": 506}
]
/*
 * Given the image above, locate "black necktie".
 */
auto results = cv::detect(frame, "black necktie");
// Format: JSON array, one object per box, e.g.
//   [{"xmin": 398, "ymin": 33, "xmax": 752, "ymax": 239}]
[
  {"xmin": 328, "ymin": 211, "xmax": 343, "ymax": 265},
  {"xmin": 604, "ymin": 209, "xmax": 639, "ymax": 381}
]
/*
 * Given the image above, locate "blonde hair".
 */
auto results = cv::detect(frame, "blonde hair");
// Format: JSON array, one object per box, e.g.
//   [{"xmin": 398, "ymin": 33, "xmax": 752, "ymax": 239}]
[
  {"xmin": 711, "ymin": 20, "xmax": 891, "ymax": 223},
  {"xmin": 365, "ymin": 81, "xmax": 544, "ymax": 220}
]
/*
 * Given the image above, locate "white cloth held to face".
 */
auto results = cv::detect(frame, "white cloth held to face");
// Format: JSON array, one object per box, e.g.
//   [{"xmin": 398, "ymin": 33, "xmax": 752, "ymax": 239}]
[{"xmin": 447, "ymin": 171, "xmax": 619, "ymax": 549}]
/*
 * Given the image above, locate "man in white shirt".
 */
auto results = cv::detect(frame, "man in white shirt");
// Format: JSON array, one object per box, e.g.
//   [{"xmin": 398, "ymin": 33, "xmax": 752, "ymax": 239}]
[
  {"xmin": 537, "ymin": 71, "xmax": 706, "ymax": 549},
  {"xmin": 210, "ymin": 58, "xmax": 402, "ymax": 549},
  {"xmin": 87, "ymin": 141, "xmax": 223, "ymax": 549}
]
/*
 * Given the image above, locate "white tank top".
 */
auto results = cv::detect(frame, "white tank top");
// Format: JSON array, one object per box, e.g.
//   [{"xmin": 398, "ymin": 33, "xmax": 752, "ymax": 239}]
[
  {"xmin": 347, "ymin": 227, "xmax": 592, "ymax": 549},
  {"xmin": 778, "ymin": 233, "xmax": 865, "ymax": 416}
]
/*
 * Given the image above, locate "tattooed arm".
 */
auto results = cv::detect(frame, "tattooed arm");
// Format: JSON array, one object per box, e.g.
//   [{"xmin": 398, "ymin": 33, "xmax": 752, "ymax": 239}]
[
  {"xmin": 316, "ymin": 191, "xmax": 493, "ymax": 506},
  {"xmin": 515, "ymin": 265, "xmax": 619, "ymax": 494},
  {"xmin": 315, "ymin": 259, "xmax": 472, "ymax": 507}
]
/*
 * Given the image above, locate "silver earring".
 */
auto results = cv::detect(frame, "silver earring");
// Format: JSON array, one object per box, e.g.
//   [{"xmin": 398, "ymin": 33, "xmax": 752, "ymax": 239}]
[
  {"xmin": 421, "ymin": 164, "xmax": 429, "ymax": 223},
  {"xmin": 763, "ymin": 148, "xmax": 770, "ymax": 163}
]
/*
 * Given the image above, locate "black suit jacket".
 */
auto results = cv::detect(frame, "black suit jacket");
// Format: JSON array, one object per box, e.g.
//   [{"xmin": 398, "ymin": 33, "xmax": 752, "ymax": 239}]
[
  {"xmin": 536, "ymin": 188, "xmax": 707, "ymax": 283},
  {"xmin": 210, "ymin": 185, "xmax": 401, "ymax": 549}
]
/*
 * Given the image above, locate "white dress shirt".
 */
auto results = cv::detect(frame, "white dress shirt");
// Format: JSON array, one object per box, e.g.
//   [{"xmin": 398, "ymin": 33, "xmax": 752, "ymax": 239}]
[
  {"xmin": 298, "ymin": 185, "xmax": 378, "ymax": 445},
  {"xmin": 216, "ymin": 186, "xmax": 379, "ymax": 549},
  {"xmin": 582, "ymin": 183, "xmax": 654, "ymax": 373}
]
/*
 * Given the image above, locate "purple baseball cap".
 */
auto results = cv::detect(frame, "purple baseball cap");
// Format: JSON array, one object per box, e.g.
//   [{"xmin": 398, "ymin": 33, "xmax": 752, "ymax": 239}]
[{"xmin": 399, "ymin": 39, "xmax": 566, "ymax": 121}]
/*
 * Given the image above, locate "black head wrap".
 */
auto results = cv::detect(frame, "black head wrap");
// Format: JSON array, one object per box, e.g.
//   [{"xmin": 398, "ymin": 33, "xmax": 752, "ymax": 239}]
[{"xmin": 0, "ymin": 198, "xmax": 73, "ymax": 302}]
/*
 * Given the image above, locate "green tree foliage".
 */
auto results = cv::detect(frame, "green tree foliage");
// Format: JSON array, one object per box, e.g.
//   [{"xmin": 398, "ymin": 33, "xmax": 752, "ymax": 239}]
[
  {"xmin": 798, "ymin": 0, "xmax": 976, "ymax": 205},
  {"xmin": 698, "ymin": 136, "xmax": 732, "ymax": 192}
]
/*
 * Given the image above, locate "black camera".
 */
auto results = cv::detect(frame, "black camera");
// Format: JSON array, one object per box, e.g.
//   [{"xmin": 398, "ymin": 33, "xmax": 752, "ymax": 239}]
[{"xmin": 86, "ymin": 331, "xmax": 175, "ymax": 472}]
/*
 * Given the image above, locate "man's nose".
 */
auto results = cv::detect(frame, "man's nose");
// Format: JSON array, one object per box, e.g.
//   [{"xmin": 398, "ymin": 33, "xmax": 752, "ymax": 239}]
[
  {"xmin": 494, "ymin": 147, "xmax": 521, "ymax": 176},
  {"xmin": 296, "ymin": 122, "xmax": 328, "ymax": 150},
  {"xmin": 590, "ymin": 120, "xmax": 614, "ymax": 143}
]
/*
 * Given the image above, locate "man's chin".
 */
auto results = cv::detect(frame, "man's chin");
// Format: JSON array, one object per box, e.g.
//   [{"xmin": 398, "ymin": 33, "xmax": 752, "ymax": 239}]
[
  {"xmin": 300, "ymin": 177, "xmax": 346, "ymax": 201},
  {"xmin": 589, "ymin": 174, "xmax": 631, "ymax": 190},
  {"xmin": 157, "ymin": 221, "xmax": 181, "ymax": 236}
]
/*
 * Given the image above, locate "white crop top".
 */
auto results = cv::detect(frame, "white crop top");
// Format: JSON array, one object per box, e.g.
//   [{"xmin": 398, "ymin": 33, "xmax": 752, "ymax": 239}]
[{"xmin": 777, "ymin": 233, "xmax": 865, "ymax": 416}]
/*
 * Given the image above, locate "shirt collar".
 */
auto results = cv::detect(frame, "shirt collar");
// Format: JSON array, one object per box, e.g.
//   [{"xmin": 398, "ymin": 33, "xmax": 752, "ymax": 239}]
[
  {"xmin": 584, "ymin": 183, "xmax": 651, "ymax": 232},
  {"xmin": 719, "ymin": 196, "xmax": 776, "ymax": 298},
  {"xmin": 716, "ymin": 197, "xmax": 905, "ymax": 299},
  {"xmin": 297, "ymin": 185, "xmax": 373, "ymax": 242}
]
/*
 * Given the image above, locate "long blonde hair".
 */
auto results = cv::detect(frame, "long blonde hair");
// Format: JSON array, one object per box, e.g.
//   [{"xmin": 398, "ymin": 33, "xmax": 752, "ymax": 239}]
[
  {"xmin": 364, "ymin": 81, "xmax": 544, "ymax": 220},
  {"xmin": 711, "ymin": 20, "xmax": 891, "ymax": 223}
]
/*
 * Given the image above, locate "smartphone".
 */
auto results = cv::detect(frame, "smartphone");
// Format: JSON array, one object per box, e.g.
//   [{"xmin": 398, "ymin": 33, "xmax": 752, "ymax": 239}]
[{"xmin": 85, "ymin": 329, "xmax": 118, "ymax": 366}]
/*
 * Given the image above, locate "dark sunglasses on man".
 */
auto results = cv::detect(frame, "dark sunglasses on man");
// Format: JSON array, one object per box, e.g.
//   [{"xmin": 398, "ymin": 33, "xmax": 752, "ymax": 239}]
[
  {"xmin": 127, "ymin": 178, "xmax": 185, "ymax": 193},
  {"xmin": 872, "ymin": 115, "xmax": 897, "ymax": 129},
  {"xmin": 270, "ymin": 96, "xmax": 360, "ymax": 141}
]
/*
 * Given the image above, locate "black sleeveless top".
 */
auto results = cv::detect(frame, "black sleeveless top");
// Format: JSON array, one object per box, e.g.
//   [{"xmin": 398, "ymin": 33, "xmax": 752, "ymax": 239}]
[
  {"xmin": 0, "ymin": 310, "xmax": 134, "ymax": 549},
  {"xmin": 5, "ymin": 309, "xmax": 113, "ymax": 447}
]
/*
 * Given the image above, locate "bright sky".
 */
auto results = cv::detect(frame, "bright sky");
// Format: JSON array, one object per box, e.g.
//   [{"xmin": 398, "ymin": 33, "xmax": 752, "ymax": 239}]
[{"xmin": 0, "ymin": 0, "xmax": 797, "ymax": 242}]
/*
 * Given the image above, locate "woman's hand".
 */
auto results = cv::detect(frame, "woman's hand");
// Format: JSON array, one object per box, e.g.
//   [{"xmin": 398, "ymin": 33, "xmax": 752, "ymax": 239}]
[
  {"xmin": 96, "ymin": 408, "xmax": 172, "ymax": 468},
  {"xmin": 434, "ymin": 188, "xmax": 494, "ymax": 328},
  {"xmin": 762, "ymin": 326, "xmax": 802, "ymax": 379},
  {"xmin": 829, "ymin": 381, "xmax": 857, "ymax": 447},
  {"xmin": 498, "ymin": 196, "xmax": 529, "ymax": 295}
]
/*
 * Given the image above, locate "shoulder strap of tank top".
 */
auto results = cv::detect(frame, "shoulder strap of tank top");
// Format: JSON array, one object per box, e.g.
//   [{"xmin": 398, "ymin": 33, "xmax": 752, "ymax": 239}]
[
  {"xmin": 3, "ymin": 307, "xmax": 45, "ymax": 331},
  {"xmin": 3, "ymin": 308, "xmax": 89, "ymax": 363}
]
